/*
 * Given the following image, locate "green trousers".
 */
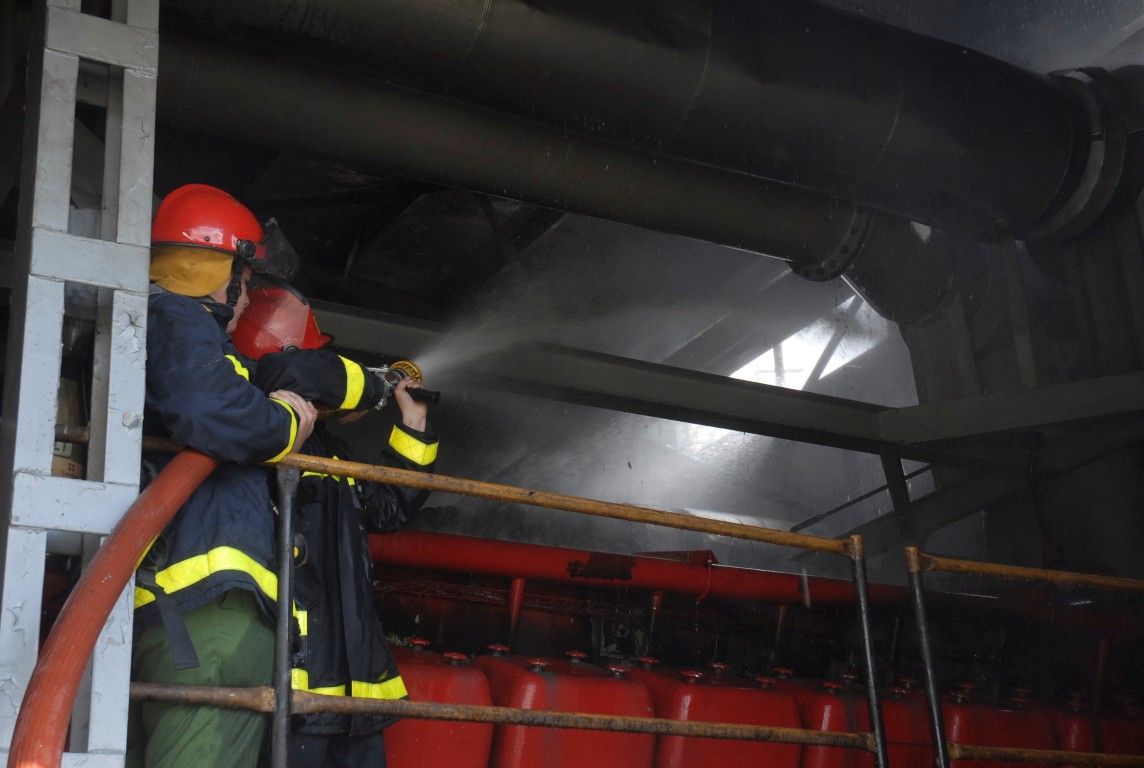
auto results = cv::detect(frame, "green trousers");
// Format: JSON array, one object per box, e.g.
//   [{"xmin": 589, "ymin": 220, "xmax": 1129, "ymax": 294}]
[{"xmin": 128, "ymin": 589, "xmax": 274, "ymax": 768}]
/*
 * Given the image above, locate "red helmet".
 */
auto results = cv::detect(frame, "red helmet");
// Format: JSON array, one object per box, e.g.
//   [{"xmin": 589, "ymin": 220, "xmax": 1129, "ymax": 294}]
[
  {"xmin": 231, "ymin": 279, "xmax": 331, "ymax": 360},
  {"xmin": 151, "ymin": 183, "xmax": 263, "ymax": 257},
  {"xmin": 150, "ymin": 184, "xmax": 300, "ymax": 299}
]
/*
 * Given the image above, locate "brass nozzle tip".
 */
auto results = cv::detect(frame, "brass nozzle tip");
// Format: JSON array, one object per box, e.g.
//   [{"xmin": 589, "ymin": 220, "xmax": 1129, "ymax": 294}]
[{"xmin": 391, "ymin": 360, "xmax": 423, "ymax": 383}]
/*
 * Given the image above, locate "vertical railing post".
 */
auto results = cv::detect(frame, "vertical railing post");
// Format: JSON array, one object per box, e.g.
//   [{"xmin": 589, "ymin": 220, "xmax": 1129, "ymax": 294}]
[
  {"xmin": 905, "ymin": 546, "xmax": 950, "ymax": 768},
  {"xmin": 272, "ymin": 466, "xmax": 301, "ymax": 768},
  {"xmin": 849, "ymin": 535, "xmax": 889, "ymax": 768}
]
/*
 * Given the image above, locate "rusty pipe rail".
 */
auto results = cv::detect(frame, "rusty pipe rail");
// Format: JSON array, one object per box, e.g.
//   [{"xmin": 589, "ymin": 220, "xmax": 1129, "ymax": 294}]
[
  {"xmin": 282, "ymin": 453, "xmax": 852, "ymax": 555},
  {"xmin": 947, "ymin": 743, "xmax": 1144, "ymax": 767},
  {"xmin": 911, "ymin": 549, "xmax": 1144, "ymax": 593},
  {"xmin": 904, "ymin": 545, "xmax": 1144, "ymax": 768},
  {"xmin": 56, "ymin": 425, "xmax": 850, "ymax": 555},
  {"xmin": 130, "ymin": 682, "xmax": 874, "ymax": 750}
]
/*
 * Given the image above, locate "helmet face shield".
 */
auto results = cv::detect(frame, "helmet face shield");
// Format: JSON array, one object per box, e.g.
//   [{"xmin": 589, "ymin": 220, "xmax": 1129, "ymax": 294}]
[{"xmin": 246, "ymin": 217, "xmax": 300, "ymax": 283}]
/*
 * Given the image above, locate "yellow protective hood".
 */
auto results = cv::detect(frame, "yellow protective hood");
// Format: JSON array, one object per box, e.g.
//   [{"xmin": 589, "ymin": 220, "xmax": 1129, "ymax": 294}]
[{"xmin": 149, "ymin": 245, "xmax": 233, "ymax": 297}]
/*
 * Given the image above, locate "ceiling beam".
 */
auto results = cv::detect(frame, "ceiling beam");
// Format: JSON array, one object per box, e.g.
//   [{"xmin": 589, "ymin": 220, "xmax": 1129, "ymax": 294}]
[
  {"xmin": 790, "ymin": 469, "xmax": 1029, "ymax": 565},
  {"xmin": 879, "ymin": 371, "xmax": 1144, "ymax": 445},
  {"xmin": 312, "ymin": 299, "xmax": 440, "ymax": 361},
  {"xmin": 845, "ymin": 471, "xmax": 1028, "ymax": 559}
]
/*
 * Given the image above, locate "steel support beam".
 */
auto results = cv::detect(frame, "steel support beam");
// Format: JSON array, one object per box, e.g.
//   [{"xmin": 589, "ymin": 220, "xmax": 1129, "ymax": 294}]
[
  {"xmin": 793, "ymin": 471, "xmax": 1028, "ymax": 563},
  {"xmin": 312, "ymin": 302, "xmax": 876, "ymax": 451},
  {"xmin": 879, "ymin": 371, "xmax": 1144, "ymax": 445}
]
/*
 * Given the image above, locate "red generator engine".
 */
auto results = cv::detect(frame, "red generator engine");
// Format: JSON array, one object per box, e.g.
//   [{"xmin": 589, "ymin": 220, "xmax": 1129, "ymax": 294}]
[
  {"xmin": 386, "ymin": 639, "xmax": 495, "ymax": 768},
  {"xmin": 473, "ymin": 649, "xmax": 656, "ymax": 768},
  {"xmin": 625, "ymin": 658, "xmax": 801, "ymax": 768},
  {"xmin": 942, "ymin": 685, "xmax": 1056, "ymax": 768}
]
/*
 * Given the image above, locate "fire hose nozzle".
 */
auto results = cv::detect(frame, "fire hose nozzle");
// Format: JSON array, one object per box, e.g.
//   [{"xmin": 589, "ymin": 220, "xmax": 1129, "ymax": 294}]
[{"xmin": 366, "ymin": 360, "xmax": 441, "ymax": 407}]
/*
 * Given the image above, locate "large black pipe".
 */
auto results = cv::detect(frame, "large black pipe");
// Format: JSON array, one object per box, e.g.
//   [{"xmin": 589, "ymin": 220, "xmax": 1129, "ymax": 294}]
[
  {"xmin": 157, "ymin": 34, "xmax": 874, "ymax": 269},
  {"xmin": 163, "ymin": 0, "xmax": 1091, "ymax": 239}
]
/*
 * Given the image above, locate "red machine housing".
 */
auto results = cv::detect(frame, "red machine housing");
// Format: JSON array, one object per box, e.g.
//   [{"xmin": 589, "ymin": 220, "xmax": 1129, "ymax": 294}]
[
  {"xmin": 386, "ymin": 640, "xmax": 495, "ymax": 768},
  {"xmin": 773, "ymin": 673, "xmax": 872, "ymax": 768},
  {"xmin": 880, "ymin": 685, "xmax": 933, "ymax": 768},
  {"xmin": 473, "ymin": 650, "xmax": 656, "ymax": 768},
  {"xmin": 1100, "ymin": 706, "xmax": 1144, "ymax": 755},
  {"xmin": 942, "ymin": 686, "xmax": 1056, "ymax": 768},
  {"xmin": 625, "ymin": 660, "xmax": 801, "ymax": 768},
  {"xmin": 1049, "ymin": 695, "xmax": 1095, "ymax": 754}
]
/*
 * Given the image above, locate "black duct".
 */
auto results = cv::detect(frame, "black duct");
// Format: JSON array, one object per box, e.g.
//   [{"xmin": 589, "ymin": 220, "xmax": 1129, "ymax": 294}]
[
  {"xmin": 163, "ymin": 0, "xmax": 1098, "ymax": 240},
  {"xmin": 157, "ymin": 35, "xmax": 875, "ymax": 272}
]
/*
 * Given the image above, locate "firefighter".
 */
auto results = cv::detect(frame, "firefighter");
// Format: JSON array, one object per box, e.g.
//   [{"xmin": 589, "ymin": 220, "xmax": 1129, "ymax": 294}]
[
  {"xmin": 232, "ymin": 278, "xmax": 439, "ymax": 767},
  {"xmin": 130, "ymin": 184, "xmax": 318, "ymax": 768}
]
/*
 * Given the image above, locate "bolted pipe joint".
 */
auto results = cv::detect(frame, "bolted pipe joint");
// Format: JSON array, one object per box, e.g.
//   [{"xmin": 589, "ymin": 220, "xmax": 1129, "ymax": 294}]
[
  {"xmin": 1025, "ymin": 68, "xmax": 1138, "ymax": 243},
  {"xmin": 843, "ymin": 219, "xmax": 957, "ymax": 328},
  {"xmin": 786, "ymin": 209, "xmax": 956, "ymax": 328}
]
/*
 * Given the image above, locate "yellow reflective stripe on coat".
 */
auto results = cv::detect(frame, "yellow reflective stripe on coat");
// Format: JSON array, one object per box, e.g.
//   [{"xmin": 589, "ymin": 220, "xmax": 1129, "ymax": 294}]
[
  {"xmin": 265, "ymin": 397, "xmax": 299, "ymax": 463},
  {"xmin": 294, "ymin": 609, "xmax": 308, "ymax": 638},
  {"xmin": 133, "ymin": 545, "xmax": 307, "ymax": 636},
  {"xmin": 338, "ymin": 356, "xmax": 366, "ymax": 411},
  {"xmin": 389, "ymin": 425, "xmax": 438, "ymax": 466},
  {"xmin": 301, "ymin": 455, "xmax": 356, "ymax": 486},
  {"xmin": 352, "ymin": 677, "xmax": 408, "ymax": 699},
  {"xmin": 291, "ymin": 668, "xmax": 408, "ymax": 700},
  {"xmin": 225, "ymin": 354, "xmax": 251, "ymax": 381},
  {"xmin": 292, "ymin": 668, "xmax": 345, "ymax": 696}
]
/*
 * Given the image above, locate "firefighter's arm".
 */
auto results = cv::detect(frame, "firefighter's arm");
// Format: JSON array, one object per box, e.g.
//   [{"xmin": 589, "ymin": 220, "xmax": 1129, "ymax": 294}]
[
  {"xmin": 268, "ymin": 390, "xmax": 317, "ymax": 453},
  {"xmin": 253, "ymin": 348, "xmax": 385, "ymax": 411},
  {"xmin": 358, "ymin": 421, "xmax": 439, "ymax": 533},
  {"xmin": 147, "ymin": 296, "xmax": 312, "ymax": 463},
  {"xmin": 393, "ymin": 377, "xmax": 428, "ymax": 432}
]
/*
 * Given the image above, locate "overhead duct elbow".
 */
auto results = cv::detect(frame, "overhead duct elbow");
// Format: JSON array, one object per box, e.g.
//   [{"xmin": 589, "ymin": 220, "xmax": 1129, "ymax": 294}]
[
  {"xmin": 162, "ymin": 0, "xmax": 1131, "ymax": 241},
  {"xmin": 786, "ymin": 211, "xmax": 955, "ymax": 328}
]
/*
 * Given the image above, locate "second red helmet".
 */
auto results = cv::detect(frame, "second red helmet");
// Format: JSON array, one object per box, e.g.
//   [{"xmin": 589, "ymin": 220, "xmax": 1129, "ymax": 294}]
[{"xmin": 231, "ymin": 279, "xmax": 331, "ymax": 360}]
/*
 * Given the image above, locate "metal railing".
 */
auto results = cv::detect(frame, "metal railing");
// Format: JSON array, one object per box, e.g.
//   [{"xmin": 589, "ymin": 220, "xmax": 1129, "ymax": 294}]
[
  {"xmin": 905, "ymin": 546, "xmax": 1144, "ymax": 768},
  {"xmin": 123, "ymin": 437, "xmax": 892, "ymax": 768},
  {"xmin": 29, "ymin": 426, "xmax": 1144, "ymax": 768}
]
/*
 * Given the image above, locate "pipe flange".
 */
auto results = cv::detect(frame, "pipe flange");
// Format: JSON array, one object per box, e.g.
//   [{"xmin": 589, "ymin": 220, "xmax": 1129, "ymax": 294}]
[
  {"xmin": 789, "ymin": 206, "xmax": 872, "ymax": 282},
  {"xmin": 1025, "ymin": 69, "xmax": 1128, "ymax": 242}
]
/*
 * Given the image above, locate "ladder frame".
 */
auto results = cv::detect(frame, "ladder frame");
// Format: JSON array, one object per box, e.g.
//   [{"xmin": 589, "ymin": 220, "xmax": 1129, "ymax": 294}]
[{"xmin": 0, "ymin": 0, "xmax": 157, "ymax": 763}]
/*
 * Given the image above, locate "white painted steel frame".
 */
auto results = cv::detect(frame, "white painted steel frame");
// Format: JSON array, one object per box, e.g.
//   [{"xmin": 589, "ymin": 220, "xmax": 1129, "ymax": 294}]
[{"xmin": 0, "ymin": 0, "xmax": 157, "ymax": 763}]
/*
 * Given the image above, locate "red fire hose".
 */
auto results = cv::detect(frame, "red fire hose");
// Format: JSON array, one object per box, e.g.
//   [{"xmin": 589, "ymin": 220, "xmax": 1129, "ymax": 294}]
[{"xmin": 7, "ymin": 450, "xmax": 218, "ymax": 768}]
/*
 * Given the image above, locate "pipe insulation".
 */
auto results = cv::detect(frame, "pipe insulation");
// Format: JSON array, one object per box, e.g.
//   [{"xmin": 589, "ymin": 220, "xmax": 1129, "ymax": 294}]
[{"xmin": 162, "ymin": 0, "xmax": 1109, "ymax": 239}]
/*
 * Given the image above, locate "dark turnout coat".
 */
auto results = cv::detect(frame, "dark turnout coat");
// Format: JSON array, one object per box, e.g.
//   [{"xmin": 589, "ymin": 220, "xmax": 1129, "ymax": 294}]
[
  {"xmin": 135, "ymin": 289, "xmax": 306, "ymax": 629},
  {"xmin": 254, "ymin": 349, "xmax": 439, "ymax": 735}
]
